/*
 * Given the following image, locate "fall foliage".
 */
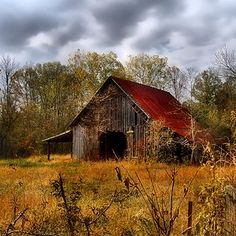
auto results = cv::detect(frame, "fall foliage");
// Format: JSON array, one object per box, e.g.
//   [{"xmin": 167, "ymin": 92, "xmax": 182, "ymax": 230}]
[{"xmin": 0, "ymin": 49, "xmax": 236, "ymax": 157}]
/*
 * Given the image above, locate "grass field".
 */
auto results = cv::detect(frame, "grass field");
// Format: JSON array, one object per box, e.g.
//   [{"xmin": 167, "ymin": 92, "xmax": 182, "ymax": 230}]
[{"xmin": 0, "ymin": 155, "xmax": 235, "ymax": 235}]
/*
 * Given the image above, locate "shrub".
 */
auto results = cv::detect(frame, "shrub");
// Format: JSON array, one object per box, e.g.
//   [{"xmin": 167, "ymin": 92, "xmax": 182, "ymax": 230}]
[{"xmin": 195, "ymin": 176, "xmax": 226, "ymax": 236}]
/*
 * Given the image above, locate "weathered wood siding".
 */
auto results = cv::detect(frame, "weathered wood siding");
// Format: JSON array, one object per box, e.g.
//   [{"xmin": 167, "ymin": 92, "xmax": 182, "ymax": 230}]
[
  {"xmin": 73, "ymin": 125, "xmax": 100, "ymax": 160},
  {"xmin": 73, "ymin": 81, "xmax": 149, "ymax": 159},
  {"xmin": 73, "ymin": 125, "xmax": 86, "ymax": 159}
]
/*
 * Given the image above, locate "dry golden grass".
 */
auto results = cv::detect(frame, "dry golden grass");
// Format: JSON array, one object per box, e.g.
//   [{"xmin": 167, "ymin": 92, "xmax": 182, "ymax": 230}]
[{"xmin": 0, "ymin": 155, "xmax": 235, "ymax": 235}]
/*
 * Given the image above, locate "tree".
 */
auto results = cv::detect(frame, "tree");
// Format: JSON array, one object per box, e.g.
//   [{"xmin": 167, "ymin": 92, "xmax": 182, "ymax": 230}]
[
  {"xmin": 215, "ymin": 47, "xmax": 236, "ymax": 111},
  {"xmin": 215, "ymin": 46, "xmax": 236, "ymax": 79},
  {"xmin": 192, "ymin": 69, "xmax": 222, "ymax": 106},
  {"xmin": 68, "ymin": 50, "xmax": 125, "ymax": 105},
  {"xmin": 167, "ymin": 66, "xmax": 187, "ymax": 101},
  {"xmin": 0, "ymin": 56, "xmax": 18, "ymax": 156},
  {"xmin": 126, "ymin": 53, "xmax": 169, "ymax": 89},
  {"xmin": 7, "ymin": 62, "xmax": 78, "ymax": 156},
  {"xmin": 0, "ymin": 56, "xmax": 17, "ymax": 97},
  {"xmin": 189, "ymin": 67, "xmax": 235, "ymax": 138},
  {"xmin": 215, "ymin": 76, "xmax": 236, "ymax": 111}
]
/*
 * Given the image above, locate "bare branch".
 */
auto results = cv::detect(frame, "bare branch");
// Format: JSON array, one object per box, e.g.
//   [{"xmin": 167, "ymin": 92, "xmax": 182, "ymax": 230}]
[{"xmin": 215, "ymin": 46, "xmax": 236, "ymax": 78}]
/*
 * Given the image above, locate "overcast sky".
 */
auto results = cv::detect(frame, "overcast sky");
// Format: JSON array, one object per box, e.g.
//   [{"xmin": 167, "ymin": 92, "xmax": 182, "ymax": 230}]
[{"xmin": 1, "ymin": 0, "xmax": 236, "ymax": 69}]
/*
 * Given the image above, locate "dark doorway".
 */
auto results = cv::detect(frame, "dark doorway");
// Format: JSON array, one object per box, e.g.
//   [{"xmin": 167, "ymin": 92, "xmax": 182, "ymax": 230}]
[{"xmin": 99, "ymin": 131, "xmax": 127, "ymax": 159}]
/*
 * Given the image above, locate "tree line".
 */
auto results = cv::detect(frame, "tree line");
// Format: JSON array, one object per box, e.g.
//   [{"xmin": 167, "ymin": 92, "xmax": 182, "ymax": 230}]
[{"xmin": 0, "ymin": 48, "xmax": 235, "ymax": 157}]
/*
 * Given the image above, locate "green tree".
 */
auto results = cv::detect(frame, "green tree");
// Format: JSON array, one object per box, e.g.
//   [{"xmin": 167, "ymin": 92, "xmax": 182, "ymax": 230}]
[
  {"xmin": 192, "ymin": 69, "xmax": 222, "ymax": 106},
  {"xmin": 215, "ymin": 76, "xmax": 236, "ymax": 111}
]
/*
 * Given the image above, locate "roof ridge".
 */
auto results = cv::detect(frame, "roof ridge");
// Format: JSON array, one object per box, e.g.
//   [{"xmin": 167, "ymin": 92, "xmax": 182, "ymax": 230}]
[{"xmin": 110, "ymin": 76, "xmax": 171, "ymax": 95}]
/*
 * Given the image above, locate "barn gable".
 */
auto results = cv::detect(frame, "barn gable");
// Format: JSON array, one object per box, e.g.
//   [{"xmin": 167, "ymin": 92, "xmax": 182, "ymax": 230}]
[
  {"xmin": 71, "ymin": 77, "xmax": 149, "ymax": 159},
  {"xmin": 70, "ymin": 77, "xmax": 149, "ymax": 127}
]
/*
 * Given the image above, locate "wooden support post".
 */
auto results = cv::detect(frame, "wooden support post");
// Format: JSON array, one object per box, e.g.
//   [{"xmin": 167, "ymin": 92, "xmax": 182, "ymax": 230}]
[
  {"xmin": 187, "ymin": 201, "xmax": 193, "ymax": 236},
  {"xmin": 127, "ymin": 127, "xmax": 134, "ymax": 160},
  {"xmin": 47, "ymin": 141, "xmax": 51, "ymax": 161},
  {"xmin": 71, "ymin": 142, "xmax": 73, "ymax": 159}
]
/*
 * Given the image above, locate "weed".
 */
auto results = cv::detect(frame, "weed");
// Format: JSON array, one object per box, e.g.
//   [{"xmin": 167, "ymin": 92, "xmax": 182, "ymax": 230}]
[
  {"xmin": 0, "ymin": 156, "xmax": 234, "ymax": 235},
  {"xmin": 51, "ymin": 173, "xmax": 117, "ymax": 236}
]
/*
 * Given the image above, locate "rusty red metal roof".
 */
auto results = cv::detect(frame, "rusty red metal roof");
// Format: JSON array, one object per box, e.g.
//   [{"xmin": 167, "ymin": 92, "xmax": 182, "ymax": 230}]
[{"xmin": 112, "ymin": 77, "xmax": 213, "ymax": 143}]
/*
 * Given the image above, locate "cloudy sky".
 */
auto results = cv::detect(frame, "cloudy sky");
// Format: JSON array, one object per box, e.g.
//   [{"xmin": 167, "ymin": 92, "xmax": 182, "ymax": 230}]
[{"xmin": 1, "ymin": 0, "xmax": 236, "ymax": 69}]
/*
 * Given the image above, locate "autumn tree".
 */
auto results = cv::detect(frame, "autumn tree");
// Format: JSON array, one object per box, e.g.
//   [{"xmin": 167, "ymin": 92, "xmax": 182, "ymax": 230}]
[
  {"xmin": 10, "ymin": 62, "xmax": 79, "ymax": 155},
  {"xmin": 167, "ymin": 66, "xmax": 188, "ymax": 101},
  {"xmin": 68, "ymin": 50, "xmax": 125, "ymax": 107},
  {"xmin": 126, "ymin": 53, "xmax": 169, "ymax": 89},
  {"xmin": 211, "ymin": 47, "xmax": 236, "ymax": 139},
  {"xmin": 215, "ymin": 47, "xmax": 236, "ymax": 111},
  {"xmin": 216, "ymin": 46, "xmax": 236, "ymax": 78},
  {"xmin": 190, "ymin": 65, "xmax": 236, "ymax": 138},
  {"xmin": 0, "ymin": 56, "xmax": 18, "ymax": 156}
]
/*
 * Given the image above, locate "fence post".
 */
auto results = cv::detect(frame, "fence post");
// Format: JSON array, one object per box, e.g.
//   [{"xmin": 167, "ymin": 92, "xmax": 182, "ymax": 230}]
[
  {"xmin": 225, "ymin": 185, "xmax": 236, "ymax": 235},
  {"xmin": 187, "ymin": 201, "xmax": 193, "ymax": 236}
]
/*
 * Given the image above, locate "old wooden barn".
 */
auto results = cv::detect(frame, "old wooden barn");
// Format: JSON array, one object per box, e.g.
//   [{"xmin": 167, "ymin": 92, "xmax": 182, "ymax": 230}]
[{"xmin": 44, "ymin": 76, "xmax": 211, "ymax": 160}]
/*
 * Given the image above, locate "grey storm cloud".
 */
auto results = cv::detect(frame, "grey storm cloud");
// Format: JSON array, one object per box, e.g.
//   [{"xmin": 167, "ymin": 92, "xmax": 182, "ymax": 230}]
[
  {"xmin": 49, "ymin": 21, "xmax": 86, "ymax": 48},
  {"xmin": 91, "ymin": 0, "xmax": 185, "ymax": 46},
  {"xmin": 0, "ymin": 13, "xmax": 59, "ymax": 50},
  {"xmin": 56, "ymin": 0, "xmax": 88, "ymax": 11},
  {"xmin": 26, "ymin": 47, "xmax": 58, "ymax": 63},
  {"xmin": 132, "ymin": 21, "xmax": 175, "ymax": 51},
  {"xmin": 0, "ymin": 0, "xmax": 87, "ymax": 53},
  {"xmin": 130, "ymin": 0, "xmax": 236, "ymax": 59},
  {"xmin": 132, "ymin": 18, "xmax": 219, "ymax": 52},
  {"xmin": 0, "ymin": 0, "xmax": 236, "ymax": 69}
]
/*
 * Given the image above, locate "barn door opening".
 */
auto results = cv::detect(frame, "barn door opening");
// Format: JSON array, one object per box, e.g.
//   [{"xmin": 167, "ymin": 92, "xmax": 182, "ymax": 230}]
[{"xmin": 99, "ymin": 131, "xmax": 127, "ymax": 159}]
